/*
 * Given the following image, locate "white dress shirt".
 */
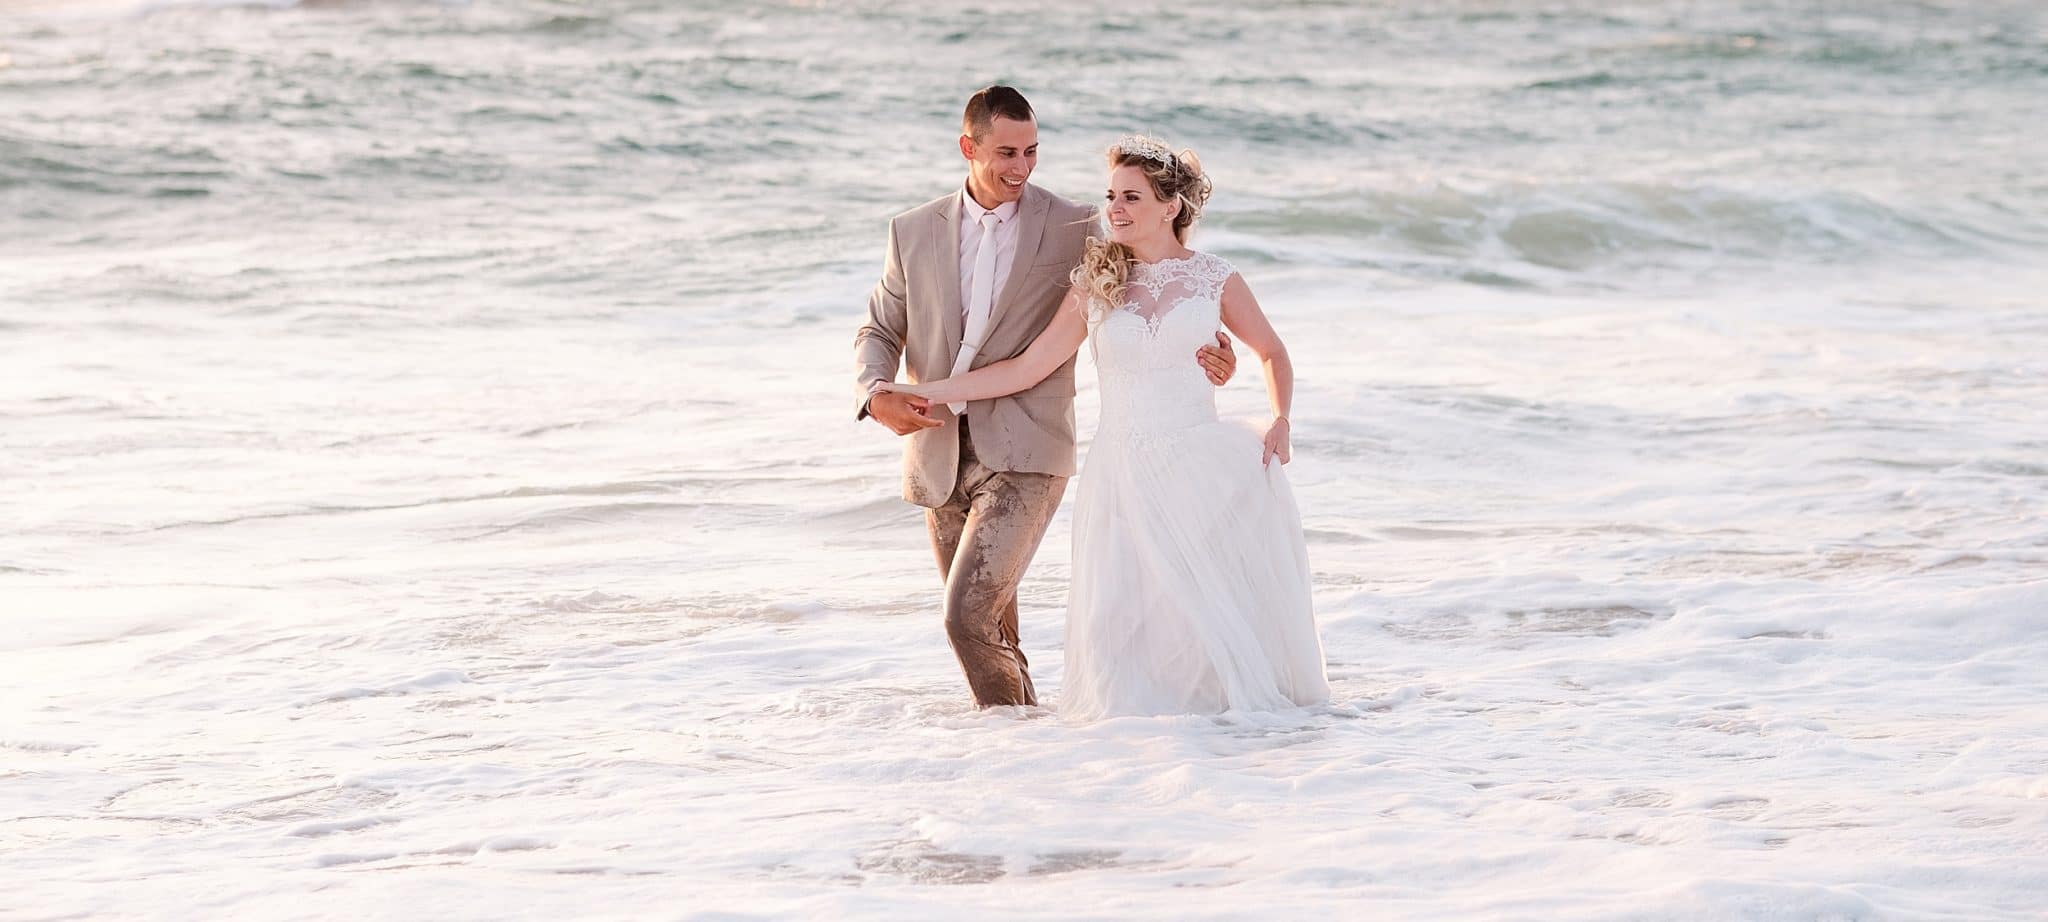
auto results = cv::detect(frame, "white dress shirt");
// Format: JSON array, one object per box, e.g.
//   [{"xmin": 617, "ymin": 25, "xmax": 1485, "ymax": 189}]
[{"xmin": 957, "ymin": 186, "xmax": 1020, "ymax": 325}]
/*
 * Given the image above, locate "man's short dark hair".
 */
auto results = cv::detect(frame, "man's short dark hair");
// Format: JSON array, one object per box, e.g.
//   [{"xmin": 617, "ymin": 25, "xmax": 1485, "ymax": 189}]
[{"xmin": 962, "ymin": 85, "xmax": 1035, "ymax": 142}]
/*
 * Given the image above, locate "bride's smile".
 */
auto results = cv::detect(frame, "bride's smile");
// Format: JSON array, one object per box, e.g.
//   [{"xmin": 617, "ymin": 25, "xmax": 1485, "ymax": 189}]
[{"xmin": 1104, "ymin": 163, "xmax": 1181, "ymax": 252}]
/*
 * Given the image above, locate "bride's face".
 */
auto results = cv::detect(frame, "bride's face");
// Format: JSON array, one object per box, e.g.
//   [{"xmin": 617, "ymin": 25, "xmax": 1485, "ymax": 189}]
[{"xmin": 1103, "ymin": 163, "xmax": 1178, "ymax": 246}]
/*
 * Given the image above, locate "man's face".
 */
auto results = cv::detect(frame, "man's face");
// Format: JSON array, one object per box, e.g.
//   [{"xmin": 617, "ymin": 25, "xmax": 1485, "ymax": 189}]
[{"xmin": 961, "ymin": 116, "xmax": 1038, "ymax": 206}]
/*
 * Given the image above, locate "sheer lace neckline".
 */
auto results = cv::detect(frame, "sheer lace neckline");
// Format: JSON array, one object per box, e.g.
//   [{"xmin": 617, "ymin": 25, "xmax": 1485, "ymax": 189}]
[{"xmin": 1104, "ymin": 250, "xmax": 1231, "ymax": 335}]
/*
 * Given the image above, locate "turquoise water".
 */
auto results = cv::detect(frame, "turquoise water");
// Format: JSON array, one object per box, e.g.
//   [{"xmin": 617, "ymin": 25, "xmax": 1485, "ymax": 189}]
[{"xmin": 5, "ymin": 0, "xmax": 2044, "ymax": 313}]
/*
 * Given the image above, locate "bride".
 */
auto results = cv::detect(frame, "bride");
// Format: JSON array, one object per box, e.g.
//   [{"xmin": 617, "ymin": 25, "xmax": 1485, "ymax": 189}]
[{"xmin": 872, "ymin": 136, "xmax": 1329, "ymax": 720}]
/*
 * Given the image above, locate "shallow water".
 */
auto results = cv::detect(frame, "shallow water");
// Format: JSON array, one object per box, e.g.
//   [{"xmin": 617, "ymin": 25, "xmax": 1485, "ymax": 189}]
[{"xmin": 3, "ymin": 0, "xmax": 2045, "ymax": 918}]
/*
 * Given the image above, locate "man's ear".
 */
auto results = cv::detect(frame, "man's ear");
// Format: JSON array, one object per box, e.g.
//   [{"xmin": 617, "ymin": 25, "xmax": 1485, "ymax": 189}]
[{"xmin": 958, "ymin": 134, "xmax": 976, "ymax": 161}]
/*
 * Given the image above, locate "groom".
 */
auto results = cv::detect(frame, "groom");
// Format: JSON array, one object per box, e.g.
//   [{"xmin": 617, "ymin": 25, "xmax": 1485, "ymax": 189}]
[{"xmin": 854, "ymin": 85, "xmax": 1236, "ymax": 708}]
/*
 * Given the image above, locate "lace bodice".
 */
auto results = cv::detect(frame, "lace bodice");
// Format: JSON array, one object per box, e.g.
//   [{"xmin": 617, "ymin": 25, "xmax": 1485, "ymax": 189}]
[{"xmin": 1089, "ymin": 251, "xmax": 1236, "ymax": 437}]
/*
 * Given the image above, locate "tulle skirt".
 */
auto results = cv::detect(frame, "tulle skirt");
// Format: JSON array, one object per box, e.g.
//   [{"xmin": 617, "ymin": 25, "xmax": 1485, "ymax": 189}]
[{"xmin": 1060, "ymin": 418, "xmax": 1330, "ymax": 721}]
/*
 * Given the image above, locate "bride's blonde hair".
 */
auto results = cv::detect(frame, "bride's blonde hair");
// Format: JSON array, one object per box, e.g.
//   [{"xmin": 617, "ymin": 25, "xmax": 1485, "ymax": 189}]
[{"xmin": 1073, "ymin": 135, "xmax": 1213, "ymax": 315}]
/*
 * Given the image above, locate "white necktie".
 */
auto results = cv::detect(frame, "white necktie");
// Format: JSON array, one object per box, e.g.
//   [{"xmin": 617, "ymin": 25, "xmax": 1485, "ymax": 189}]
[{"xmin": 949, "ymin": 212, "xmax": 999, "ymax": 414}]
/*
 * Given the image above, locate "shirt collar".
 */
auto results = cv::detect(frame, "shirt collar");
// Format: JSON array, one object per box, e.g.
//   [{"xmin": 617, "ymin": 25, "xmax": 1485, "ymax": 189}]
[{"xmin": 958, "ymin": 183, "xmax": 1020, "ymax": 224}]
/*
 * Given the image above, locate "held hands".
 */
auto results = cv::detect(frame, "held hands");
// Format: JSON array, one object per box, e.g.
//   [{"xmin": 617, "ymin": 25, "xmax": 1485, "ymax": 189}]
[
  {"xmin": 1197, "ymin": 331, "xmax": 1237, "ymax": 387},
  {"xmin": 1262, "ymin": 417, "xmax": 1292, "ymax": 467},
  {"xmin": 867, "ymin": 386, "xmax": 941, "ymax": 436}
]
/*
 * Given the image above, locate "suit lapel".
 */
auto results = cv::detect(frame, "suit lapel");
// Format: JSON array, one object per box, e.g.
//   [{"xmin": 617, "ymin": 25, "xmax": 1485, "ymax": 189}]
[
  {"xmin": 989, "ymin": 184, "xmax": 1050, "ymax": 330},
  {"xmin": 932, "ymin": 194, "xmax": 964, "ymax": 356}
]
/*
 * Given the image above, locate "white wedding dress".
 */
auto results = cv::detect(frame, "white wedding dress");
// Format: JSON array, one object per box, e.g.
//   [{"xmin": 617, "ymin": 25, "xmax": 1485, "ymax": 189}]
[{"xmin": 1060, "ymin": 251, "xmax": 1331, "ymax": 721}]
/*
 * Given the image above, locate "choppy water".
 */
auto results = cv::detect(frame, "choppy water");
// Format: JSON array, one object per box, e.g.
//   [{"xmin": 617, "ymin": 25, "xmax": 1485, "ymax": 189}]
[{"xmin": 3, "ymin": 1, "xmax": 2046, "ymax": 918}]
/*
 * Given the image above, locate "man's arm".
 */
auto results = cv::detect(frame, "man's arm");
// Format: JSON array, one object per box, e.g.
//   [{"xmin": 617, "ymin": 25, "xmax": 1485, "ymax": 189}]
[
  {"xmin": 854, "ymin": 218, "xmax": 908, "ymax": 416},
  {"xmin": 853, "ymin": 217, "xmax": 941, "ymax": 434}
]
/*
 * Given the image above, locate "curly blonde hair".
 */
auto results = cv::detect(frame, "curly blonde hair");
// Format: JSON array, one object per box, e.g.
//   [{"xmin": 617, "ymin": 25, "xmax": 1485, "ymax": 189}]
[{"xmin": 1073, "ymin": 135, "xmax": 1213, "ymax": 316}]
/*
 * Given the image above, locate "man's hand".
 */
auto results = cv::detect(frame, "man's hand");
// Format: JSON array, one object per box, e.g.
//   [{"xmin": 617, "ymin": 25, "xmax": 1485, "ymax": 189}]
[
  {"xmin": 868, "ymin": 389, "xmax": 942, "ymax": 436},
  {"xmin": 1197, "ymin": 330, "xmax": 1237, "ymax": 386}
]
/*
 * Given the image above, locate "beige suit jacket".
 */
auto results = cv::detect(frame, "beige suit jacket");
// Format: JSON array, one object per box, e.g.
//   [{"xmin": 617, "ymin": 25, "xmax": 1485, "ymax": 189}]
[{"xmin": 855, "ymin": 183, "xmax": 1096, "ymax": 507}]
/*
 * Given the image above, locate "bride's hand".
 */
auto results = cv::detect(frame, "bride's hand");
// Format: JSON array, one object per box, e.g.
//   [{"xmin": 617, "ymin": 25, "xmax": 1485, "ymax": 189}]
[{"xmin": 1262, "ymin": 417, "xmax": 1292, "ymax": 466}]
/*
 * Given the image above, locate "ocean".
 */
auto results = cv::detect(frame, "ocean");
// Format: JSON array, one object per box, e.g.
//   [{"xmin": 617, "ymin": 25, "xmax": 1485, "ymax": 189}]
[{"xmin": 3, "ymin": 0, "xmax": 2045, "ymax": 918}]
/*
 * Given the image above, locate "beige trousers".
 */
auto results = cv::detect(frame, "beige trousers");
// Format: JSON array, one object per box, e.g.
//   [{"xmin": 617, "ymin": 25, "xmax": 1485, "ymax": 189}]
[{"xmin": 924, "ymin": 419, "xmax": 1067, "ymax": 708}]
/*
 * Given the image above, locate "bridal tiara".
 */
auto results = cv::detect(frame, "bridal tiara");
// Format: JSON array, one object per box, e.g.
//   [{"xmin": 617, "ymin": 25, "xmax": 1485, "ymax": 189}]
[{"xmin": 1114, "ymin": 135, "xmax": 1177, "ymax": 168}]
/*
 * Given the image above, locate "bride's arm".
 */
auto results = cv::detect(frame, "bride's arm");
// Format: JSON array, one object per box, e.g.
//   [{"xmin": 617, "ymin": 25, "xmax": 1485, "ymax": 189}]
[
  {"xmin": 1218, "ymin": 272, "xmax": 1295, "ymax": 465},
  {"xmin": 874, "ymin": 288, "xmax": 1089, "ymax": 406}
]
